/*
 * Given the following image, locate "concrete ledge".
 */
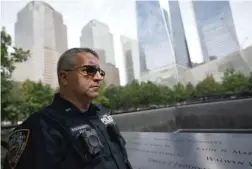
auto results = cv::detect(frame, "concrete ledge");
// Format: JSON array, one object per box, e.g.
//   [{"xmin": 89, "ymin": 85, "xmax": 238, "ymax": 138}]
[
  {"xmin": 175, "ymin": 98, "xmax": 252, "ymax": 129},
  {"xmin": 113, "ymin": 107, "xmax": 177, "ymax": 132},
  {"xmin": 174, "ymin": 129, "xmax": 252, "ymax": 133},
  {"xmin": 113, "ymin": 98, "xmax": 252, "ymax": 132}
]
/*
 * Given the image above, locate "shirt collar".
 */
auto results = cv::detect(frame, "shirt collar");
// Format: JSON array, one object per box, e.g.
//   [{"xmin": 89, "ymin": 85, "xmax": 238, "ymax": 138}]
[{"xmin": 51, "ymin": 93, "xmax": 98, "ymax": 117}]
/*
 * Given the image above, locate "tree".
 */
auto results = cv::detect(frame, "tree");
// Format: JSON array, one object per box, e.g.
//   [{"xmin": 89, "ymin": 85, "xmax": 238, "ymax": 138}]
[
  {"xmin": 2, "ymin": 81, "xmax": 26, "ymax": 123},
  {"xmin": 140, "ymin": 81, "xmax": 161, "ymax": 106},
  {"xmin": 158, "ymin": 85, "xmax": 174, "ymax": 105},
  {"xmin": 195, "ymin": 75, "xmax": 223, "ymax": 96},
  {"xmin": 126, "ymin": 80, "xmax": 142, "ymax": 107},
  {"xmin": 172, "ymin": 83, "xmax": 188, "ymax": 102},
  {"xmin": 248, "ymin": 73, "xmax": 252, "ymax": 90},
  {"xmin": 1, "ymin": 27, "xmax": 30, "ymax": 75},
  {"xmin": 222, "ymin": 69, "xmax": 250, "ymax": 93},
  {"xmin": 104, "ymin": 85, "xmax": 123, "ymax": 109},
  {"xmin": 101, "ymin": 69, "xmax": 252, "ymax": 111},
  {"xmin": 1, "ymin": 27, "xmax": 30, "ymax": 122},
  {"xmin": 185, "ymin": 82, "xmax": 196, "ymax": 99},
  {"xmin": 19, "ymin": 80, "xmax": 54, "ymax": 118}
]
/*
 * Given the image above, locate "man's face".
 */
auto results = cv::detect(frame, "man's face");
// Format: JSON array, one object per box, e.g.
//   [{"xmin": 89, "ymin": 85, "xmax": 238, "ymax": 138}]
[{"xmin": 60, "ymin": 52, "xmax": 104, "ymax": 99}]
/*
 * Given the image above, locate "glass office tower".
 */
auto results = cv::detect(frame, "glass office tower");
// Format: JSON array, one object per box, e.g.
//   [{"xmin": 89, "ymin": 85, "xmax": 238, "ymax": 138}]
[
  {"xmin": 192, "ymin": 1, "xmax": 239, "ymax": 62},
  {"xmin": 135, "ymin": 1, "xmax": 174, "ymax": 70},
  {"xmin": 135, "ymin": 1, "xmax": 191, "ymax": 70}
]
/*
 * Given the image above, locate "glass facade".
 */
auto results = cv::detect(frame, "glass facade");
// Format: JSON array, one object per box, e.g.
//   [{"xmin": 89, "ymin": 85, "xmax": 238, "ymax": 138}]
[
  {"xmin": 125, "ymin": 50, "xmax": 135, "ymax": 83},
  {"xmin": 135, "ymin": 1, "xmax": 174, "ymax": 70},
  {"xmin": 120, "ymin": 35, "xmax": 136, "ymax": 84},
  {"xmin": 193, "ymin": 1, "xmax": 240, "ymax": 62},
  {"xmin": 166, "ymin": 1, "xmax": 192, "ymax": 67},
  {"xmin": 135, "ymin": 1, "xmax": 191, "ymax": 71},
  {"xmin": 138, "ymin": 43, "xmax": 148, "ymax": 74}
]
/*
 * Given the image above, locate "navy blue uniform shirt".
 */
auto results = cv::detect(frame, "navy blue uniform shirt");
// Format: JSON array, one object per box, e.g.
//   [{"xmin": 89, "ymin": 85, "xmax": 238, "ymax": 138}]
[{"xmin": 3, "ymin": 93, "xmax": 132, "ymax": 169}]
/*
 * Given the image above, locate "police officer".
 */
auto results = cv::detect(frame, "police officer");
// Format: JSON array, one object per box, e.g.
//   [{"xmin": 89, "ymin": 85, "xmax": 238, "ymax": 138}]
[{"xmin": 3, "ymin": 48, "xmax": 133, "ymax": 169}]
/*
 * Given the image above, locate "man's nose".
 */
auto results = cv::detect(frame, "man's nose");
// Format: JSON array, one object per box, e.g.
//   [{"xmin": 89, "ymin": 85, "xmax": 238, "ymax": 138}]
[{"xmin": 93, "ymin": 71, "xmax": 104, "ymax": 81}]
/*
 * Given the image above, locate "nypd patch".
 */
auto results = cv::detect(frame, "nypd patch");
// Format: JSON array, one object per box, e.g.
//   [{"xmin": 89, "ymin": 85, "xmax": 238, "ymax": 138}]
[
  {"xmin": 7, "ymin": 129, "xmax": 30, "ymax": 169},
  {"xmin": 100, "ymin": 114, "xmax": 114, "ymax": 125}
]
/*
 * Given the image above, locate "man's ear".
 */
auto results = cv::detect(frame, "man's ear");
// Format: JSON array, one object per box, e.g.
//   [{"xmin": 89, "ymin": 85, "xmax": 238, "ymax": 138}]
[{"xmin": 59, "ymin": 71, "xmax": 68, "ymax": 86}]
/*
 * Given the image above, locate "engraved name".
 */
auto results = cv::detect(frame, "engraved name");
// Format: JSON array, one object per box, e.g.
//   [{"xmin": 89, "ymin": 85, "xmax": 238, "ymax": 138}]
[
  {"xmin": 206, "ymin": 156, "xmax": 252, "ymax": 167},
  {"xmin": 127, "ymin": 147, "xmax": 183, "ymax": 157},
  {"xmin": 148, "ymin": 158, "xmax": 211, "ymax": 169},
  {"xmin": 154, "ymin": 138, "xmax": 222, "ymax": 144},
  {"xmin": 196, "ymin": 147, "xmax": 252, "ymax": 155},
  {"xmin": 126, "ymin": 140, "xmax": 170, "ymax": 147}
]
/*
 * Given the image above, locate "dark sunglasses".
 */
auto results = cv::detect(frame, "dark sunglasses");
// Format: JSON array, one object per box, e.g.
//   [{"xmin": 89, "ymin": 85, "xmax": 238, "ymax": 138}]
[{"xmin": 65, "ymin": 65, "xmax": 105, "ymax": 77}]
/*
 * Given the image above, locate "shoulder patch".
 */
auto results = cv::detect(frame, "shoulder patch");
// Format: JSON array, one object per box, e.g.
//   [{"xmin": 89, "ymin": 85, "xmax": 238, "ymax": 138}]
[
  {"xmin": 100, "ymin": 114, "xmax": 114, "ymax": 125},
  {"xmin": 7, "ymin": 129, "xmax": 30, "ymax": 169}
]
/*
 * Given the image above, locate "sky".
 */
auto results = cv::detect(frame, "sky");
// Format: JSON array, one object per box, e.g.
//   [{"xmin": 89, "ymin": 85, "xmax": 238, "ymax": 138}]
[{"xmin": 1, "ymin": 0, "xmax": 252, "ymax": 85}]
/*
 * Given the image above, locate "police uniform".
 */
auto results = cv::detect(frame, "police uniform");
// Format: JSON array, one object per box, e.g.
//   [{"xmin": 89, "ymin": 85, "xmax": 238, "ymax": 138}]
[{"xmin": 3, "ymin": 93, "xmax": 133, "ymax": 169}]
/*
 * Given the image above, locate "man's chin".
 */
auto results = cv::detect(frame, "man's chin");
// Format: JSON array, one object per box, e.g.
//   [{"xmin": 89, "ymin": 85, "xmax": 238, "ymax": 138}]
[{"xmin": 88, "ymin": 92, "xmax": 99, "ymax": 99}]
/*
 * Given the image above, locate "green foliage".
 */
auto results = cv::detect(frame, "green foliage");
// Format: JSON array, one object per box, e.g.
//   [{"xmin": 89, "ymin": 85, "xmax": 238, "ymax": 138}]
[
  {"xmin": 19, "ymin": 80, "xmax": 54, "ymax": 118},
  {"xmin": 2, "ymin": 81, "xmax": 25, "ymax": 123},
  {"xmin": 185, "ymin": 82, "xmax": 196, "ymax": 98},
  {"xmin": 195, "ymin": 75, "xmax": 223, "ymax": 96},
  {"xmin": 102, "ymin": 70, "xmax": 251, "ymax": 110},
  {"xmin": 173, "ymin": 83, "xmax": 188, "ymax": 102},
  {"xmin": 1, "ymin": 27, "xmax": 30, "ymax": 76},
  {"xmin": 1, "ymin": 27, "xmax": 30, "ymax": 123},
  {"xmin": 222, "ymin": 69, "xmax": 250, "ymax": 93},
  {"xmin": 103, "ymin": 85, "xmax": 124, "ymax": 109},
  {"xmin": 248, "ymin": 73, "xmax": 252, "ymax": 89},
  {"xmin": 1, "ymin": 27, "xmax": 55, "ymax": 123}
]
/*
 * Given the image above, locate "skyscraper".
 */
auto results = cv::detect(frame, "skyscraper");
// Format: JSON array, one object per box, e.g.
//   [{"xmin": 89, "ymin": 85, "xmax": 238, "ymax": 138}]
[
  {"xmin": 135, "ymin": 1, "xmax": 174, "ymax": 70},
  {"xmin": 164, "ymin": 1, "xmax": 192, "ymax": 67},
  {"xmin": 94, "ymin": 49, "xmax": 106, "ymax": 63},
  {"xmin": 120, "ymin": 35, "xmax": 136, "ymax": 84},
  {"xmin": 135, "ymin": 1, "xmax": 190, "ymax": 86},
  {"xmin": 135, "ymin": 1, "xmax": 192, "ymax": 69},
  {"xmin": 138, "ymin": 43, "xmax": 148, "ymax": 75},
  {"xmin": 192, "ymin": 1, "xmax": 240, "ymax": 62},
  {"xmin": 12, "ymin": 1, "xmax": 68, "ymax": 88},
  {"xmin": 80, "ymin": 20, "xmax": 115, "ymax": 65},
  {"xmin": 100, "ymin": 62, "xmax": 120, "ymax": 87}
]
